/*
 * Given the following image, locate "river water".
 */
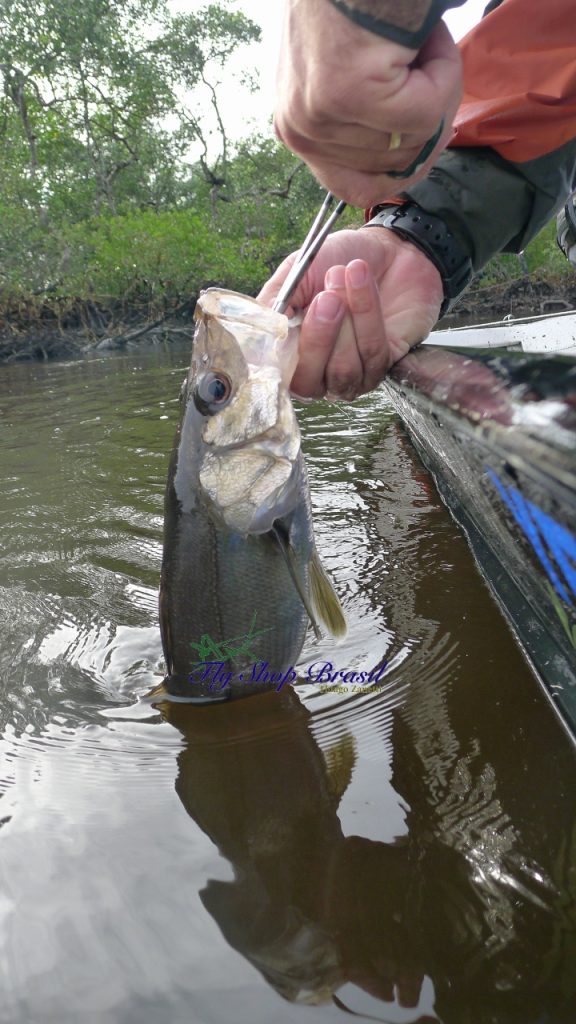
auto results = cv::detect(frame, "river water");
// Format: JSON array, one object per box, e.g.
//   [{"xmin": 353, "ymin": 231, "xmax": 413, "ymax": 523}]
[{"xmin": 1, "ymin": 345, "xmax": 575, "ymax": 1024}]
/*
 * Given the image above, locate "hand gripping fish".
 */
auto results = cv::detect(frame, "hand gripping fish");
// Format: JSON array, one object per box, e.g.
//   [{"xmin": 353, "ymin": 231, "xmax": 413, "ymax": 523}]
[{"xmin": 156, "ymin": 288, "xmax": 346, "ymax": 702}]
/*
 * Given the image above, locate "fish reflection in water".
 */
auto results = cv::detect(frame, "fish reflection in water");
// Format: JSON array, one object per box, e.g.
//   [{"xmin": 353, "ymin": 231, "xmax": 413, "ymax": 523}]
[{"xmin": 157, "ymin": 674, "xmax": 576, "ymax": 1024}]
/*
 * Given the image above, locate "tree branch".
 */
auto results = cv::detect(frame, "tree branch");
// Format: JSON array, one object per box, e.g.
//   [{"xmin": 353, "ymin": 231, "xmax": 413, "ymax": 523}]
[{"xmin": 0, "ymin": 63, "xmax": 38, "ymax": 176}]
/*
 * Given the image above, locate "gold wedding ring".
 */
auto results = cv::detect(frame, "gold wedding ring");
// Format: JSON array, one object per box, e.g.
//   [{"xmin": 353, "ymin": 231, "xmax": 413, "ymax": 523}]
[{"xmin": 388, "ymin": 130, "xmax": 402, "ymax": 151}]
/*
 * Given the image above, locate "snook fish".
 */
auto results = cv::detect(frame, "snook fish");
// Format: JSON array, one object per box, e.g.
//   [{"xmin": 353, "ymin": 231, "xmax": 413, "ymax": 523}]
[{"xmin": 157, "ymin": 288, "xmax": 345, "ymax": 702}]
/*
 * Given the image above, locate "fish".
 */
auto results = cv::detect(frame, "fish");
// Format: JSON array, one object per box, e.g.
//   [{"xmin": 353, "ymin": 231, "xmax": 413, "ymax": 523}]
[
  {"xmin": 155, "ymin": 287, "xmax": 346, "ymax": 702},
  {"xmin": 159, "ymin": 689, "xmax": 356, "ymax": 1002}
]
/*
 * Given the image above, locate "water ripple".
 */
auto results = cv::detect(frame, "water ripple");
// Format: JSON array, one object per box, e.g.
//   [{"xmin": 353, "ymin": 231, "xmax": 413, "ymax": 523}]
[{"xmin": 0, "ymin": 348, "xmax": 575, "ymax": 1024}]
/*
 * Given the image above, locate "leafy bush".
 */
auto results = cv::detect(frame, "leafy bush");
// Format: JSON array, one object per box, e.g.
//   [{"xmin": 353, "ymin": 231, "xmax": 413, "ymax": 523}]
[
  {"xmin": 61, "ymin": 207, "xmax": 269, "ymax": 310},
  {"xmin": 479, "ymin": 218, "xmax": 572, "ymax": 288}
]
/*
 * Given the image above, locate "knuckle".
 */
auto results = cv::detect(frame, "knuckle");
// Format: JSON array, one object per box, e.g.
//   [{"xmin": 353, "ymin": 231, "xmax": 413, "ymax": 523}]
[
  {"xmin": 363, "ymin": 359, "xmax": 389, "ymax": 390},
  {"xmin": 290, "ymin": 375, "xmax": 323, "ymax": 400},
  {"xmin": 306, "ymin": 329, "xmax": 336, "ymax": 355},
  {"xmin": 304, "ymin": 81, "xmax": 342, "ymax": 124},
  {"xmin": 328, "ymin": 361, "xmax": 362, "ymax": 392},
  {"xmin": 360, "ymin": 338, "xmax": 386, "ymax": 366},
  {"xmin": 274, "ymin": 98, "xmax": 322, "ymax": 151}
]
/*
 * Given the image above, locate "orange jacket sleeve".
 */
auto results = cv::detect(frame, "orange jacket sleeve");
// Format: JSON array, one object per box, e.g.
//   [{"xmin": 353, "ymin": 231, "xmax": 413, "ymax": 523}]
[
  {"xmin": 370, "ymin": 0, "xmax": 576, "ymax": 287},
  {"xmin": 452, "ymin": 0, "xmax": 576, "ymax": 163}
]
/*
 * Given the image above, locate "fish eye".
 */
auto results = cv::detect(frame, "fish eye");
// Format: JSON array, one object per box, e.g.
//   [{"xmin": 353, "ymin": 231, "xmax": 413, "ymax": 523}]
[{"xmin": 194, "ymin": 371, "xmax": 232, "ymax": 414}]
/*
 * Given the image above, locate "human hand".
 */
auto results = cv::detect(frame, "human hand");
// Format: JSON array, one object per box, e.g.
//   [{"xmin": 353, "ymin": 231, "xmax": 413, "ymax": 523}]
[
  {"xmin": 258, "ymin": 227, "xmax": 443, "ymax": 401},
  {"xmin": 274, "ymin": 0, "xmax": 462, "ymax": 207}
]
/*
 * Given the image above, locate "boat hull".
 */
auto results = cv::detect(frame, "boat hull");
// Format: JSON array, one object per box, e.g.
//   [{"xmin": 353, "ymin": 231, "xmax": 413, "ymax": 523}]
[{"xmin": 386, "ymin": 346, "xmax": 576, "ymax": 732}]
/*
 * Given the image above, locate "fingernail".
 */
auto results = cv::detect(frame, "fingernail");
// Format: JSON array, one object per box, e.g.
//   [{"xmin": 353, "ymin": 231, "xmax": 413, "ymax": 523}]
[
  {"xmin": 347, "ymin": 260, "xmax": 368, "ymax": 288},
  {"xmin": 314, "ymin": 291, "xmax": 343, "ymax": 323},
  {"xmin": 325, "ymin": 265, "xmax": 346, "ymax": 290}
]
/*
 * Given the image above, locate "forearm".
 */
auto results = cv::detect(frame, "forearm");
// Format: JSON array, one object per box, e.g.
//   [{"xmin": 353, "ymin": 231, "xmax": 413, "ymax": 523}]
[
  {"xmin": 377, "ymin": 0, "xmax": 576, "ymax": 272},
  {"xmin": 325, "ymin": 0, "xmax": 466, "ymax": 48},
  {"xmin": 453, "ymin": 0, "xmax": 576, "ymax": 166},
  {"xmin": 406, "ymin": 141, "xmax": 576, "ymax": 272}
]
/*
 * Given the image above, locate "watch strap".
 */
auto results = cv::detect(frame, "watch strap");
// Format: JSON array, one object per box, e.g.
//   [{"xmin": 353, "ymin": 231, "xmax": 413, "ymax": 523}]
[{"xmin": 366, "ymin": 201, "xmax": 473, "ymax": 316}]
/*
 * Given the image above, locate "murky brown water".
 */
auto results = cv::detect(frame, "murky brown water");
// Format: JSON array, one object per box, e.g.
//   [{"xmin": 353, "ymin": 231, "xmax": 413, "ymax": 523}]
[{"xmin": 1, "ymin": 346, "xmax": 575, "ymax": 1024}]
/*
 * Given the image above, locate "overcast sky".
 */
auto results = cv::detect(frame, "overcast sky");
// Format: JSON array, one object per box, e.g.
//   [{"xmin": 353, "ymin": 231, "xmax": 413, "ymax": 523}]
[
  {"xmin": 220, "ymin": 0, "xmax": 488, "ymax": 139},
  {"xmin": 170, "ymin": 0, "xmax": 489, "ymax": 149}
]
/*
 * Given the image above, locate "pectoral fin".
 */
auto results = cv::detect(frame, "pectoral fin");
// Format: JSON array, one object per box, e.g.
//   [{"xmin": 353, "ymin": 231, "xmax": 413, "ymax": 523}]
[
  {"xmin": 159, "ymin": 577, "xmax": 174, "ymax": 675},
  {"xmin": 310, "ymin": 547, "xmax": 347, "ymax": 638},
  {"xmin": 272, "ymin": 525, "xmax": 347, "ymax": 641},
  {"xmin": 272, "ymin": 524, "xmax": 321, "ymax": 639}
]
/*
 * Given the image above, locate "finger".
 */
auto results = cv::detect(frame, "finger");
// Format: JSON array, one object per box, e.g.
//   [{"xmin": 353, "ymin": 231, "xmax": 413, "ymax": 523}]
[
  {"xmin": 360, "ymin": 23, "xmax": 462, "ymax": 135},
  {"xmin": 324, "ymin": 315, "xmax": 364, "ymax": 402},
  {"xmin": 278, "ymin": 114, "xmax": 429, "ymax": 153},
  {"xmin": 322, "ymin": 265, "xmax": 364, "ymax": 402},
  {"xmin": 396, "ymin": 970, "xmax": 423, "ymax": 1009},
  {"xmin": 289, "ymin": 289, "xmax": 345, "ymax": 399},
  {"xmin": 303, "ymin": 159, "xmax": 433, "ymax": 209},
  {"xmin": 302, "ymin": 109, "xmax": 454, "ymax": 201},
  {"xmin": 344, "ymin": 260, "xmax": 390, "ymax": 392},
  {"xmin": 283, "ymin": 132, "xmax": 428, "ymax": 175}
]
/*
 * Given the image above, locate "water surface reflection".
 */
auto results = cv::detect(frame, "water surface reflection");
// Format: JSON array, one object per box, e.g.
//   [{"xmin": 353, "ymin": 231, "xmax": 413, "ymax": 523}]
[{"xmin": 0, "ymin": 348, "xmax": 575, "ymax": 1023}]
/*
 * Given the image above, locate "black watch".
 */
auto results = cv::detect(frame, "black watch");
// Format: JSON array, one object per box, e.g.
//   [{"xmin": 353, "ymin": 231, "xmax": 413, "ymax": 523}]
[{"xmin": 366, "ymin": 201, "xmax": 473, "ymax": 317}]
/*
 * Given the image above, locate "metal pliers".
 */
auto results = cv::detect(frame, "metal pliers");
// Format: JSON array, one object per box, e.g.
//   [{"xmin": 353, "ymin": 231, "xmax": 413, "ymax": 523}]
[{"xmin": 272, "ymin": 192, "xmax": 347, "ymax": 315}]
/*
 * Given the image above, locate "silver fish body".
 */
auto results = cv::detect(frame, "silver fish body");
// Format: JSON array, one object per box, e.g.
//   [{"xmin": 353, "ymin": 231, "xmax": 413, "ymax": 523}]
[{"xmin": 158, "ymin": 289, "xmax": 344, "ymax": 702}]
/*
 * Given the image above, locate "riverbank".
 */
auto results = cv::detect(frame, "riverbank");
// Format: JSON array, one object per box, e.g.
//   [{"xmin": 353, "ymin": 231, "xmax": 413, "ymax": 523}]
[
  {"xmin": 441, "ymin": 273, "xmax": 576, "ymax": 326},
  {"xmin": 0, "ymin": 295, "xmax": 198, "ymax": 362},
  {"xmin": 1, "ymin": 272, "xmax": 575, "ymax": 363}
]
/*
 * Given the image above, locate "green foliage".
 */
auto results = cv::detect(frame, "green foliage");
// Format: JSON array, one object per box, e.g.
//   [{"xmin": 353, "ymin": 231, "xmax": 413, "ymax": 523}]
[
  {"xmin": 0, "ymin": 0, "xmax": 259, "ymax": 220},
  {"xmin": 0, "ymin": 0, "xmax": 285, "ymax": 323},
  {"xmin": 0, "ymin": 42, "xmax": 363, "ymax": 318},
  {"xmin": 1, "ymin": 0, "xmax": 568, "ymax": 342},
  {"xmin": 0, "ymin": 135, "xmax": 358, "ymax": 315},
  {"xmin": 61, "ymin": 206, "xmax": 270, "ymax": 308},
  {"xmin": 478, "ymin": 218, "xmax": 572, "ymax": 288},
  {"xmin": 215, "ymin": 134, "xmax": 326, "ymax": 268},
  {"xmin": 523, "ymin": 218, "xmax": 570, "ymax": 275}
]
